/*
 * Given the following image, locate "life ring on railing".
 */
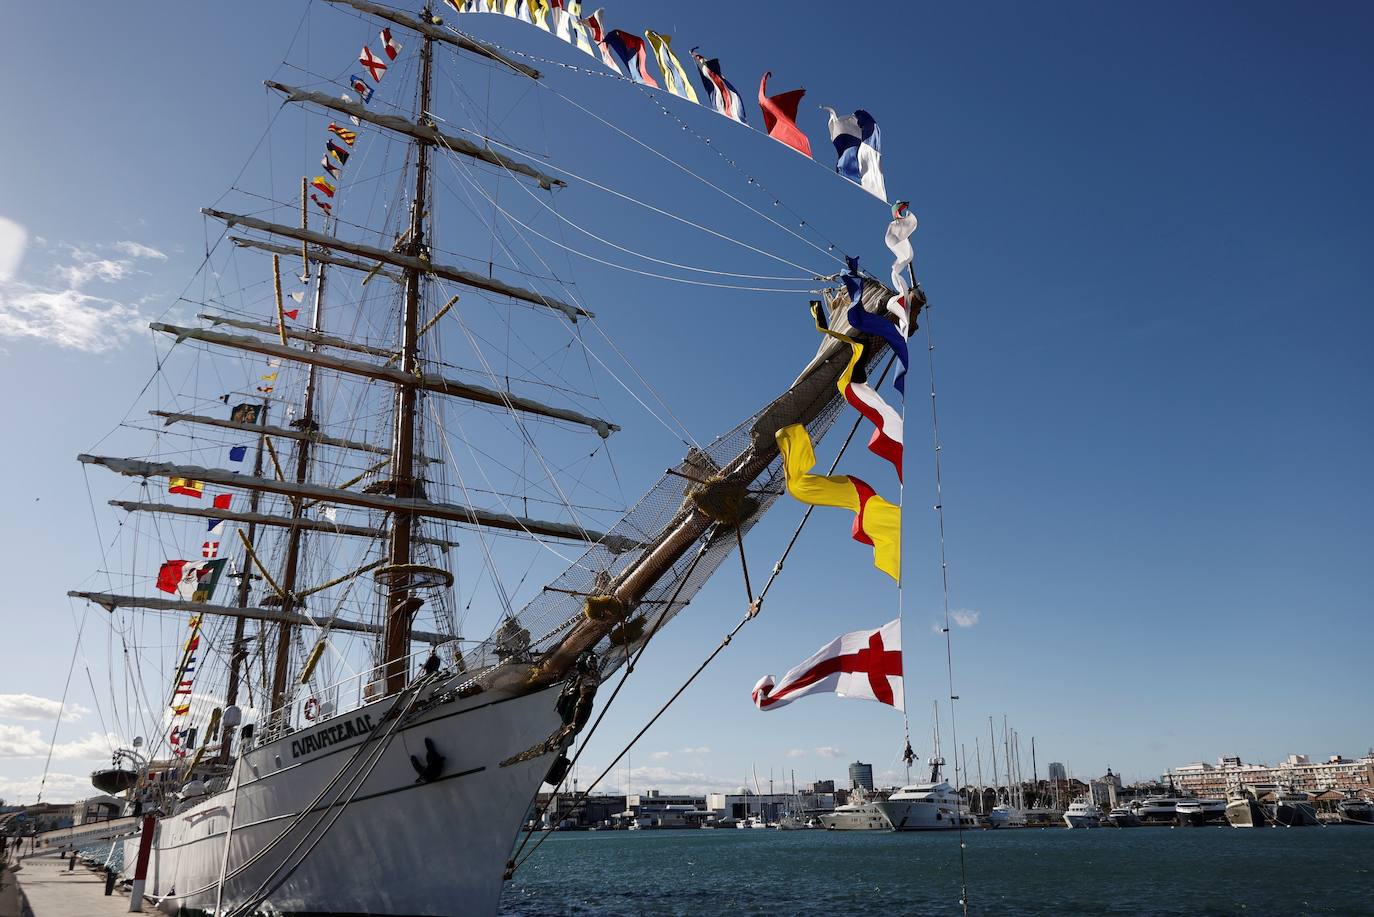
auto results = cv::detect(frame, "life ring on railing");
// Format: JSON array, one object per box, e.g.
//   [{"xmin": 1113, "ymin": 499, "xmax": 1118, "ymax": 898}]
[{"xmin": 303, "ymin": 697, "xmax": 321, "ymax": 721}]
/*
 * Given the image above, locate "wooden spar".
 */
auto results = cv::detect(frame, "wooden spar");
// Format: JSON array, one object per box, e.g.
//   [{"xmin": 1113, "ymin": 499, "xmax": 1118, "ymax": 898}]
[
  {"xmin": 527, "ymin": 279, "xmax": 917, "ymax": 687},
  {"xmin": 384, "ymin": 295, "xmax": 457, "ymax": 367},
  {"xmin": 199, "ymin": 311, "xmax": 395, "ymax": 359},
  {"xmin": 109, "ymin": 500, "xmax": 459, "ymax": 547},
  {"xmin": 271, "ymin": 256, "xmax": 289, "ymax": 347},
  {"xmin": 300, "ymin": 176, "xmax": 310, "ymax": 280},
  {"xmin": 151, "ymin": 407, "xmax": 443, "ymax": 464},
  {"xmin": 150, "ymin": 321, "xmax": 616, "ymax": 437},
  {"xmin": 265, "ymin": 82, "xmax": 561, "ymax": 191},
  {"xmin": 268, "ymin": 257, "xmax": 330, "ymax": 718},
  {"xmin": 229, "ymin": 237, "xmax": 403, "ymax": 285},
  {"xmin": 67, "ymin": 591, "xmax": 450, "ymax": 644},
  {"xmin": 382, "ymin": 19, "xmax": 433, "ymax": 696},
  {"xmin": 79, "ymin": 454, "xmax": 636, "ymax": 551},
  {"xmin": 321, "ymin": 0, "xmax": 541, "ymax": 79},
  {"xmin": 202, "ymin": 208, "xmax": 592, "ymax": 321}
]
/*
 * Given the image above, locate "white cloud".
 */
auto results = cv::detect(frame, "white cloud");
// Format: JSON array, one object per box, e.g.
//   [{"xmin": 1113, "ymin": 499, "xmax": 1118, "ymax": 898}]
[
  {"xmin": 0, "ymin": 771, "xmax": 95, "ymax": 804},
  {"xmin": 52, "ymin": 732, "xmax": 122, "ymax": 759},
  {"xmin": 932, "ymin": 609, "xmax": 981, "ymax": 633},
  {"xmin": 650, "ymin": 750, "xmax": 671, "ymax": 761},
  {"xmin": 678, "ymin": 746, "xmax": 710, "ymax": 756},
  {"xmin": 815, "ymin": 746, "xmax": 844, "ymax": 758},
  {"xmin": 0, "ymin": 238, "xmax": 156, "ymax": 352},
  {"xmin": 51, "ymin": 247, "xmax": 133, "ymax": 287},
  {"xmin": 785, "ymin": 748, "xmax": 807, "ymax": 758},
  {"xmin": 0, "ymin": 725, "xmax": 122, "ymax": 760},
  {"xmin": 0, "ymin": 724, "xmax": 45, "ymax": 757},
  {"xmin": 0, "ymin": 284, "xmax": 144, "ymax": 352},
  {"xmin": 0, "ymin": 216, "xmax": 26, "ymax": 281},
  {"xmin": 624, "ymin": 765, "xmax": 732, "ymax": 795},
  {"xmin": 114, "ymin": 241, "xmax": 167, "ymax": 261},
  {"xmin": 0, "ymin": 694, "xmax": 90, "ymax": 722}
]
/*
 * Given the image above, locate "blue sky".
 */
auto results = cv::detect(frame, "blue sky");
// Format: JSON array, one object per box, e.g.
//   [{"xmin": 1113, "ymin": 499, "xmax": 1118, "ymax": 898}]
[{"xmin": 1, "ymin": 1, "xmax": 1371, "ymax": 803}]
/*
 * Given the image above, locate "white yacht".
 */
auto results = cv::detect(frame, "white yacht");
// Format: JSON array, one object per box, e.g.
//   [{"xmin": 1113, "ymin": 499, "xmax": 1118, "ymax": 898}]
[
  {"xmin": 819, "ymin": 799, "xmax": 892, "ymax": 831},
  {"xmin": 1134, "ymin": 795, "xmax": 1188, "ymax": 824},
  {"xmin": 1175, "ymin": 797, "xmax": 1227, "ymax": 826},
  {"xmin": 875, "ymin": 759, "xmax": 977, "ymax": 831},
  {"xmin": 1337, "ymin": 797, "xmax": 1374, "ymax": 825},
  {"xmin": 984, "ymin": 804, "xmax": 1027, "ymax": 828},
  {"xmin": 1106, "ymin": 805, "xmax": 1142, "ymax": 827},
  {"xmin": 1063, "ymin": 799, "xmax": 1103, "ymax": 829}
]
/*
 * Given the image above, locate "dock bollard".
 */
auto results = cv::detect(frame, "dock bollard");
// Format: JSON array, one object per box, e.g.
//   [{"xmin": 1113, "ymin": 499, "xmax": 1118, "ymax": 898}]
[
  {"xmin": 105, "ymin": 867, "xmax": 117, "ymax": 896},
  {"xmin": 69, "ymin": 851, "xmax": 76, "ymax": 871}
]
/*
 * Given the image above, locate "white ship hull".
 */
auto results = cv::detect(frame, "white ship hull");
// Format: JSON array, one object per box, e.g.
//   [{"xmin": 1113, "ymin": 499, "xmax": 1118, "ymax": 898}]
[
  {"xmin": 138, "ymin": 681, "xmax": 562, "ymax": 916},
  {"xmin": 1063, "ymin": 813, "xmax": 1102, "ymax": 829},
  {"xmin": 876, "ymin": 799, "xmax": 976, "ymax": 831},
  {"xmin": 818, "ymin": 804, "xmax": 891, "ymax": 830}
]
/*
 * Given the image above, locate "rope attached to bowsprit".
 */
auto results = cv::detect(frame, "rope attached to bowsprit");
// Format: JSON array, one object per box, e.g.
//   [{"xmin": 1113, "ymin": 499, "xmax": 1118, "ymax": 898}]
[{"xmin": 506, "ymin": 355, "xmax": 894, "ymax": 878}]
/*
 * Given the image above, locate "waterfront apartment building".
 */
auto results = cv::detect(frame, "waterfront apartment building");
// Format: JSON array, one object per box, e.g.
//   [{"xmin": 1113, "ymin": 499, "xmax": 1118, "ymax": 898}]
[
  {"xmin": 849, "ymin": 761, "xmax": 875, "ymax": 792},
  {"xmin": 1170, "ymin": 752, "xmax": 1374, "ymax": 795},
  {"xmin": 1047, "ymin": 762, "xmax": 1067, "ymax": 782}
]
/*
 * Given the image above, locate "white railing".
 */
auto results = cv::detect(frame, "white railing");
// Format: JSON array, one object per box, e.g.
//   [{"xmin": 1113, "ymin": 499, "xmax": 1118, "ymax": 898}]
[{"xmin": 256, "ymin": 639, "xmax": 488, "ymax": 742}]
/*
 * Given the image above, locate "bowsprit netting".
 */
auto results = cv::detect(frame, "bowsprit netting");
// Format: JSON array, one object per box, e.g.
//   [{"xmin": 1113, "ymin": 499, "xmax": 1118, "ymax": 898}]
[{"xmin": 463, "ymin": 278, "xmax": 906, "ymax": 682}]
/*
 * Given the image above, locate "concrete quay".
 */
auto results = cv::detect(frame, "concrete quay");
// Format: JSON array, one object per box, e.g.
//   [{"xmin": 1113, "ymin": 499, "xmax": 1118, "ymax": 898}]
[{"xmin": 3, "ymin": 850, "xmax": 139, "ymax": 917}]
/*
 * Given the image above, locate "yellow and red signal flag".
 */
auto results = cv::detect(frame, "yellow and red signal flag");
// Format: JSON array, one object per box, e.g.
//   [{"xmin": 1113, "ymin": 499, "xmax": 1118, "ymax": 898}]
[
  {"xmin": 310, "ymin": 176, "xmax": 336, "ymax": 198},
  {"xmin": 327, "ymin": 123, "xmax": 357, "ymax": 146},
  {"xmin": 776, "ymin": 423, "xmax": 901, "ymax": 581},
  {"xmin": 168, "ymin": 477, "xmax": 204, "ymax": 498},
  {"xmin": 812, "ymin": 303, "xmax": 903, "ymax": 482}
]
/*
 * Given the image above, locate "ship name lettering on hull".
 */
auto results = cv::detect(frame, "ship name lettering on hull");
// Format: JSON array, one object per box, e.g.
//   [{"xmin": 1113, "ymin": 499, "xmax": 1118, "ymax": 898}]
[{"xmin": 290, "ymin": 713, "xmax": 376, "ymax": 759}]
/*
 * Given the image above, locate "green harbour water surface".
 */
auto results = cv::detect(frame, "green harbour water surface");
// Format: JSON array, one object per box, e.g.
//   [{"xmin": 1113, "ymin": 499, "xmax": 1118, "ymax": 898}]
[{"xmin": 500, "ymin": 825, "xmax": 1374, "ymax": 916}]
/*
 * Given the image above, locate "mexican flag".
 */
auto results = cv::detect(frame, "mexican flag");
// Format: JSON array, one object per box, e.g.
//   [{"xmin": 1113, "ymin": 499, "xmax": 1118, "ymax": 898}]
[{"xmin": 156, "ymin": 558, "xmax": 227, "ymax": 603}]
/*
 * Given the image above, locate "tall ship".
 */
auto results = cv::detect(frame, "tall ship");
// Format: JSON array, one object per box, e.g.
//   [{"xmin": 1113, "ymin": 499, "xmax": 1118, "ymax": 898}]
[{"xmin": 62, "ymin": 1, "xmax": 925, "ymax": 914}]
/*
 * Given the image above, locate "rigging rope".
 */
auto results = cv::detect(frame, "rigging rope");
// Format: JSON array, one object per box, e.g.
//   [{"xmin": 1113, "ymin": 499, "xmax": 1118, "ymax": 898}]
[
  {"xmin": 922, "ymin": 291, "xmax": 971, "ymax": 915},
  {"xmin": 427, "ymin": 114, "xmax": 822, "ymax": 281},
  {"xmin": 444, "ymin": 25, "xmax": 853, "ymax": 270},
  {"xmin": 435, "ymin": 159, "xmax": 816, "ymax": 294},
  {"xmin": 509, "ymin": 353, "xmax": 896, "ymax": 874}
]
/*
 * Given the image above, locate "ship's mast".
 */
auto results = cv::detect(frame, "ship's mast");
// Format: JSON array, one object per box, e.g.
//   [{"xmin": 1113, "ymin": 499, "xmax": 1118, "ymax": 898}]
[
  {"xmin": 381, "ymin": 9, "xmax": 433, "ymax": 695},
  {"xmin": 224, "ymin": 401, "xmax": 270, "ymax": 713},
  {"xmin": 268, "ymin": 262, "xmax": 330, "ymax": 719}
]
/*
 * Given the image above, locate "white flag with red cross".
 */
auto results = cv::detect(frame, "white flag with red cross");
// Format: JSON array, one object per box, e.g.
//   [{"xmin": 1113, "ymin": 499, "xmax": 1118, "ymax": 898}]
[
  {"xmin": 752, "ymin": 618, "xmax": 904, "ymax": 712},
  {"xmin": 359, "ymin": 45, "xmax": 387, "ymax": 83}
]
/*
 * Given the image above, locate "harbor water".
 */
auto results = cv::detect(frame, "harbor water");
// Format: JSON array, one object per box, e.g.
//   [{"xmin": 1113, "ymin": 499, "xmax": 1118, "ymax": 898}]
[{"xmin": 500, "ymin": 827, "xmax": 1374, "ymax": 916}]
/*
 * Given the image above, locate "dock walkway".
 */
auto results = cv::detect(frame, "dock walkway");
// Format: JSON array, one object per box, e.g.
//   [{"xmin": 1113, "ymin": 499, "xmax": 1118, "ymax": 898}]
[{"xmin": 3, "ymin": 850, "xmax": 139, "ymax": 916}]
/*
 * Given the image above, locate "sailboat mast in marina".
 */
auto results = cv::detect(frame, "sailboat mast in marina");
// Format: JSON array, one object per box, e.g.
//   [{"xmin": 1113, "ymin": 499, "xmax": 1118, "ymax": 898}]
[{"xmin": 65, "ymin": 1, "xmax": 923, "ymax": 913}]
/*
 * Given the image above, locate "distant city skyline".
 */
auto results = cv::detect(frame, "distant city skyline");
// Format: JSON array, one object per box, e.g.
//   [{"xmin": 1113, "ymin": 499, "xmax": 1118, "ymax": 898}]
[{"xmin": 3, "ymin": 1, "xmax": 1372, "ymax": 804}]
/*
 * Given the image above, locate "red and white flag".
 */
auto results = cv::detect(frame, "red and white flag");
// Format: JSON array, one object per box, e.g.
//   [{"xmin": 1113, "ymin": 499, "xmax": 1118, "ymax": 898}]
[
  {"xmin": 380, "ymin": 28, "xmax": 403, "ymax": 60},
  {"xmin": 359, "ymin": 46, "xmax": 388, "ymax": 83},
  {"xmin": 752, "ymin": 619, "xmax": 903, "ymax": 712},
  {"xmin": 202, "ymin": 520, "xmax": 224, "ymax": 559}
]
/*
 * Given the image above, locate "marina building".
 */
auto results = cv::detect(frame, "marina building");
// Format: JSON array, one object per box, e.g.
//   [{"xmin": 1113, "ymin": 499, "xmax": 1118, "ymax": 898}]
[
  {"xmin": 849, "ymin": 761, "xmax": 875, "ymax": 792},
  {"xmin": 1170, "ymin": 752, "xmax": 1374, "ymax": 795},
  {"xmin": 1047, "ymin": 762, "xmax": 1067, "ymax": 782}
]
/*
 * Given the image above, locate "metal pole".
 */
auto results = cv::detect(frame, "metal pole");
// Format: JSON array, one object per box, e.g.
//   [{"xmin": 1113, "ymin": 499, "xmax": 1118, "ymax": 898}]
[{"xmin": 128, "ymin": 814, "xmax": 156, "ymax": 911}]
